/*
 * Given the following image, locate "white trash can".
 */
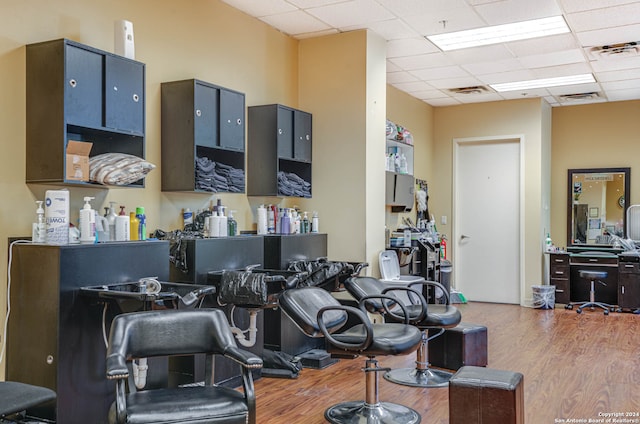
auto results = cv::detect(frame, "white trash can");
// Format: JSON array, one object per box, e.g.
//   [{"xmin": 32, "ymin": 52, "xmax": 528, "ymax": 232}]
[{"xmin": 532, "ymin": 285, "xmax": 556, "ymax": 309}]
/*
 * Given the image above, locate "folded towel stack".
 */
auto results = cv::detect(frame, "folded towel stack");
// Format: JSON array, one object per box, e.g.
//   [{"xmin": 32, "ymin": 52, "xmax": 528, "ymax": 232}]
[
  {"xmin": 278, "ymin": 171, "xmax": 311, "ymax": 198},
  {"xmin": 196, "ymin": 156, "xmax": 245, "ymax": 193}
]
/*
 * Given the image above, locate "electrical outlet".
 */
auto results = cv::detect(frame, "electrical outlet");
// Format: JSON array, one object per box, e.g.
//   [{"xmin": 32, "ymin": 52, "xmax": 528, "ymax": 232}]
[{"xmin": 441, "ymin": 215, "xmax": 447, "ymax": 225}]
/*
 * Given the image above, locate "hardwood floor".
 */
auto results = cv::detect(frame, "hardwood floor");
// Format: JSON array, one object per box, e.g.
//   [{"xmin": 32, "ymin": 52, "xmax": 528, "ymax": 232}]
[{"xmin": 253, "ymin": 302, "xmax": 640, "ymax": 423}]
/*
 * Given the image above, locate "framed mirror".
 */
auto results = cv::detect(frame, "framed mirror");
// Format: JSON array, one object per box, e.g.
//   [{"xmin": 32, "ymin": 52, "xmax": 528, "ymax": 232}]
[{"xmin": 567, "ymin": 167, "xmax": 630, "ymax": 245}]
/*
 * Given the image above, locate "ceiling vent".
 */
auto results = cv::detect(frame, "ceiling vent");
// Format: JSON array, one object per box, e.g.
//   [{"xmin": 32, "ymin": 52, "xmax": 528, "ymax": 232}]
[
  {"xmin": 590, "ymin": 42, "xmax": 639, "ymax": 59},
  {"xmin": 448, "ymin": 86, "xmax": 491, "ymax": 95},
  {"xmin": 557, "ymin": 92, "xmax": 603, "ymax": 103}
]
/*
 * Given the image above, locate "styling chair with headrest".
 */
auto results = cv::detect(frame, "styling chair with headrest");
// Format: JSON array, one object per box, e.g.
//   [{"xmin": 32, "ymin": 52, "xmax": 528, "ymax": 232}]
[
  {"xmin": 0, "ymin": 381, "xmax": 56, "ymax": 422},
  {"xmin": 105, "ymin": 308, "xmax": 263, "ymax": 424},
  {"xmin": 344, "ymin": 276, "xmax": 462, "ymax": 388},
  {"xmin": 278, "ymin": 286, "xmax": 424, "ymax": 424}
]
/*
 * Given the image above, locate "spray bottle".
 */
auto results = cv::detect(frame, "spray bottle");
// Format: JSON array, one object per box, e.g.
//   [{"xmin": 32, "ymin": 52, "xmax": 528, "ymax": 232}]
[
  {"xmin": 79, "ymin": 197, "xmax": 96, "ymax": 244},
  {"xmin": 136, "ymin": 207, "xmax": 146, "ymax": 241}
]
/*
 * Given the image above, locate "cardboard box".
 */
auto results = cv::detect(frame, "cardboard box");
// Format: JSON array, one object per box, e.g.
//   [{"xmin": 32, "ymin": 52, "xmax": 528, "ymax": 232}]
[{"xmin": 66, "ymin": 140, "xmax": 92, "ymax": 181}]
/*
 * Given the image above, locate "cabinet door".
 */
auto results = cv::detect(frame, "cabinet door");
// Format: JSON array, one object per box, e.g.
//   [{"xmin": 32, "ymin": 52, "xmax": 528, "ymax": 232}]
[
  {"xmin": 105, "ymin": 55, "xmax": 144, "ymax": 134},
  {"xmin": 293, "ymin": 110, "xmax": 312, "ymax": 162},
  {"xmin": 194, "ymin": 83, "xmax": 218, "ymax": 148},
  {"xmin": 219, "ymin": 89, "xmax": 245, "ymax": 151},
  {"xmin": 65, "ymin": 44, "xmax": 103, "ymax": 128},
  {"xmin": 277, "ymin": 106, "xmax": 294, "ymax": 159}
]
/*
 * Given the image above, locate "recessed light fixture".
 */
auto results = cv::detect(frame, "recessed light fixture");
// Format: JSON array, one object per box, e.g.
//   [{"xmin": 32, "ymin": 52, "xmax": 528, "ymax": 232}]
[
  {"xmin": 426, "ymin": 16, "xmax": 570, "ymax": 51},
  {"xmin": 490, "ymin": 74, "xmax": 596, "ymax": 92}
]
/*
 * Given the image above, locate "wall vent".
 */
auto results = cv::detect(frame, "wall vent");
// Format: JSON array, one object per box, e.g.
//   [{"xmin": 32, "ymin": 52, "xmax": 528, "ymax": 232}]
[
  {"xmin": 448, "ymin": 85, "xmax": 490, "ymax": 95},
  {"xmin": 590, "ymin": 42, "xmax": 639, "ymax": 59}
]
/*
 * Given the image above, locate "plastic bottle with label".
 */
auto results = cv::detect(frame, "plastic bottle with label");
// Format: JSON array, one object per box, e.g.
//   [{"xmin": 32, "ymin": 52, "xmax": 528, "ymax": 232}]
[
  {"xmin": 228, "ymin": 210, "xmax": 237, "ymax": 236},
  {"xmin": 79, "ymin": 197, "xmax": 96, "ymax": 244},
  {"xmin": 136, "ymin": 207, "xmax": 146, "ymax": 241},
  {"xmin": 183, "ymin": 208, "xmax": 193, "ymax": 229},
  {"xmin": 130, "ymin": 212, "xmax": 139, "ymax": 241},
  {"xmin": 311, "ymin": 211, "xmax": 319, "ymax": 233},
  {"xmin": 33, "ymin": 200, "xmax": 46, "ymax": 243}
]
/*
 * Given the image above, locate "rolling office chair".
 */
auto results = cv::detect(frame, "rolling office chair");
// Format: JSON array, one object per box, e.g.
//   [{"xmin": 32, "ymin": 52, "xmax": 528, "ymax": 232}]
[
  {"xmin": 565, "ymin": 270, "xmax": 614, "ymax": 315},
  {"xmin": 0, "ymin": 381, "xmax": 56, "ymax": 422},
  {"xmin": 344, "ymin": 276, "xmax": 461, "ymax": 388},
  {"xmin": 105, "ymin": 308, "xmax": 263, "ymax": 424},
  {"xmin": 278, "ymin": 286, "xmax": 424, "ymax": 424}
]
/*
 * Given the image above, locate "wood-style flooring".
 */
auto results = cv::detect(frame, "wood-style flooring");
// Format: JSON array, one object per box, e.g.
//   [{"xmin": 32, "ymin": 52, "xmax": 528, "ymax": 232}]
[{"xmin": 253, "ymin": 302, "xmax": 640, "ymax": 423}]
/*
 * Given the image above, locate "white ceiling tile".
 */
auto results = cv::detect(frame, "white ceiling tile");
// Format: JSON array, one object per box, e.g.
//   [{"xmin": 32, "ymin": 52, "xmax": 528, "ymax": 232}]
[
  {"xmin": 589, "ymin": 54, "xmax": 640, "ymax": 72},
  {"xmin": 221, "ymin": 0, "xmax": 296, "ymax": 17},
  {"xmin": 478, "ymin": 69, "xmax": 537, "ymax": 84},
  {"xmin": 546, "ymin": 82, "xmax": 602, "ymax": 95},
  {"xmin": 428, "ymin": 76, "xmax": 485, "ymax": 89},
  {"xmin": 368, "ymin": 19, "xmax": 420, "ymax": 40},
  {"xmin": 606, "ymin": 87, "xmax": 640, "ymax": 101},
  {"xmin": 596, "ymin": 68, "xmax": 640, "ymax": 82},
  {"xmin": 413, "ymin": 89, "xmax": 449, "ymax": 99},
  {"xmin": 387, "ymin": 38, "xmax": 440, "ymax": 58},
  {"xmin": 376, "ymin": 0, "xmax": 470, "ymax": 18},
  {"xmin": 507, "ymin": 33, "xmax": 580, "ymax": 56},
  {"xmin": 456, "ymin": 92, "xmax": 505, "ymax": 103},
  {"xmin": 388, "ymin": 52, "xmax": 454, "ymax": 71},
  {"xmin": 391, "ymin": 80, "xmax": 433, "ymax": 92},
  {"xmin": 566, "ymin": 3, "xmax": 640, "ymax": 32},
  {"xmin": 260, "ymin": 10, "xmax": 332, "ymax": 35},
  {"xmin": 499, "ymin": 88, "xmax": 553, "ymax": 99},
  {"xmin": 410, "ymin": 66, "xmax": 471, "ymax": 80},
  {"xmin": 386, "ymin": 71, "xmax": 419, "ymax": 83},
  {"xmin": 444, "ymin": 44, "xmax": 515, "ymax": 64},
  {"xmin": 305, "ymin": 0, "xmax": 394, "ymax": 29},
  {"xmin": 576, "ymin": 24, "xmax": 640, "ymax": 47},
  {"xmin": 461, "ymin": 58, "xmax": 525, "ymax": 75},
  {"xmin": 601, "ymin": 79, "xmax": 640, "ymax": 90},
  {"xmin": 403, "ymin": 8, "xmax": 486, "ymax": 36},
  {"xmin": 423, "ymin": 97, "xmax": 462, "ymax": 106},
  {"xmin": 558, "ymin": 0, "xmax": 640, "ymax": 14},
  {"xmin": 531, "ymin": 62, "xmax": 593, "ymax": 78},
  {"xmin": 286, "ymin": 0, "xmax": 346, "ymax": 9},
  {"xmin": 474, "ymin": 0, "xmax": 562, "ymax": 25},
  {"xmin": 386, "ymin": 60, "xmax": 402, "ymax": 72},
  {"xmin": 519, "ymin": 49, "xmax": 587, "ymax": 68}
]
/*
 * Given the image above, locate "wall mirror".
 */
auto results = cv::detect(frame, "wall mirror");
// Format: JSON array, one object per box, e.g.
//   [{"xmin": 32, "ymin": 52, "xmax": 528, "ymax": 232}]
[{"xmin": 567, "ymin": 167, "xmax": 630, "ymax": 245}]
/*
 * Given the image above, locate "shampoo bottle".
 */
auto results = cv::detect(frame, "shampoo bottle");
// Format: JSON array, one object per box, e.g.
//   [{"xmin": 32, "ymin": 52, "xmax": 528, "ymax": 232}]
[
  {"xmin": 130, "ymin": 212, "xmax": 139, "ymax": 241},
  {"xmin": 257, "ymin": 204, "xmax": 268, "ymax": 235},
  {"xmin": 228, "ymin": 210, "xmax": 237, "ymax": 236},
  {"xmin": 218, "ymin": 207, "xmax": 228, "ymax": 237},
  {"xmin": 280, "ymin": 209, "xmax": 290, "ymax": 234},
  {"xmin": 79, "ymin": 196, "xmax": 96, "ymax": 244},
  {"xmin": 33, "ymin": 200, "xmax": 46, "ymax": 243},
  {"xmin": 302, "ymin": 212, "xmax": 310, "ymax": 234},
  {"xmin": 311, "ymin": 211, "xmax": 319, "ymax": 233},
  {"xmin": 107, "ymin": 202, "xmax": 118, "ymax": 241}
]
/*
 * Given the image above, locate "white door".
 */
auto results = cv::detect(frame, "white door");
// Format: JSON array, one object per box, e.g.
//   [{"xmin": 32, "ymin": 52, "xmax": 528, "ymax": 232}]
[{"xmin": 454, "ymin": 137, "xmax": 521, "ymax": 304}]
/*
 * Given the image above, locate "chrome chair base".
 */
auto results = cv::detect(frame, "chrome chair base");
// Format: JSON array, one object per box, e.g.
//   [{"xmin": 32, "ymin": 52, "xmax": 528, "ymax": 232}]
[
  {"xmin": 384, "ymin": 366, "xmax": 453, "ymax": 388},
  {"xmin": 325, "ymin": 400, "xmax": 421, "ymax": 424}
]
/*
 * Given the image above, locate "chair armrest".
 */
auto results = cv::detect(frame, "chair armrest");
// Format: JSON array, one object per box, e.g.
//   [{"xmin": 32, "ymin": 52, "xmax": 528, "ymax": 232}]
[
  {"xmin": 380, "ymin": 287, "xmax": 428, "ymax": 323},
  {"xmin": 224, "ymin": 346, "xmax": 263, "ymax": 370},
  {"xmin": 106, "ymin": 353, "xmax": 129, "ymax": 380},
  {"xmin": 317, "ymin": 304, "xmax": 373, "ymax": 351},
  {"xmin": 408, "ymin": 280, "xmax": 451, "ymax": 304},
  {"xmin": 359, "ymin": 294, "xmax": 415, "ymax": 324}
]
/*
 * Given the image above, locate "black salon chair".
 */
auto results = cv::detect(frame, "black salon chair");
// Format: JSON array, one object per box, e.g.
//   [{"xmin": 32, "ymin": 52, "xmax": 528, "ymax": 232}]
[
  {"xmin": 344, "ymin": 276, "xmax": 462, "ymax": 388},
  {"xmin": 0, "ymin": 381, "xmax": 56, "ymax": 422},
  {"xmin": 278, "ymin": 286, "xmax": 423, "ymax": 424},
  {"xmin": 565, "ymin": 270, "xmax": 614, "ymax": 315},
  {"xmin": 105, "ymin": 308, "xmax": 263, "ymax": 424}
]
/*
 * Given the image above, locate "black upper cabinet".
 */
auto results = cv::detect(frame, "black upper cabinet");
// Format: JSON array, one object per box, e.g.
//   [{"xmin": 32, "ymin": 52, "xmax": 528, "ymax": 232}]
[
  {"xmin": 26, "ymin": 38, "xmax": 146, "ymax": 186},
  {"xmin": 161, "ymin": 79, "xmax": 246, "ymax": 193},
  {"xmin": 247, "ymin": 104, "xmax": 312, "ymax": 198}
]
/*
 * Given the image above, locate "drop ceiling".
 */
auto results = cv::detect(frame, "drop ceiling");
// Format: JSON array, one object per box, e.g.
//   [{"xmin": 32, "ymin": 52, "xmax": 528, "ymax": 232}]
[{"xmin": 221, "ymin": 0, "xmax": 640, "ymax": 107}]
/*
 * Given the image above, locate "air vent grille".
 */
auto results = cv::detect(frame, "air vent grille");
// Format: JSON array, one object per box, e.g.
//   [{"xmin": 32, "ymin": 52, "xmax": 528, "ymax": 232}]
[
  {"xmin": 448, "ymin": 86, "xmax": 491, "ymax": 95},
  {"xmin": 557, "ymin": 92, "xmax": 602, "ymax": 102},
  {"xmin": 590, "ymin": 42, "xmax": 639, "ymax": 59}
]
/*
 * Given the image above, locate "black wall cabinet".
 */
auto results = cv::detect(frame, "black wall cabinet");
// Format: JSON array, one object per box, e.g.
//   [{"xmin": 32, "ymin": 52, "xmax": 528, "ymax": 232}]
[
  {"xmin": 247, "ymin": 104, "xmax": 312, "ymax": 197},
  {"xmin": 26, "ymin": 38, "xmax": 146, "ymax": 186},
  {"xmin": 161, "ymin": 79, "xmax": 246, "ymax": 192}
]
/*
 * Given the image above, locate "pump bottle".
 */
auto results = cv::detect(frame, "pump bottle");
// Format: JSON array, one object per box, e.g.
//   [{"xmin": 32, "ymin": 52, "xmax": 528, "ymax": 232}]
[
  {"xmin": 79, "ymin": 197, "xmax": 97, "ymax": 244},
  {"xmin": 33, "ymin": 200, "xmax": 46, "ymax": 243},
  {"xmin": 218, "ymin": 206, "xmax": 228, "ymax": 237}
]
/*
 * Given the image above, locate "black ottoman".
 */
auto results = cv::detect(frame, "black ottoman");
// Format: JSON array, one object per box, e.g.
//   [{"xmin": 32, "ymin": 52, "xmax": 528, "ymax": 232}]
[
  {"xmin": 449, "ymin": 366, "xmax": 524, "ymax": 424},
  {"xmin": 428, "ymin": 322, "xmax": 487, "ymax": 370}
]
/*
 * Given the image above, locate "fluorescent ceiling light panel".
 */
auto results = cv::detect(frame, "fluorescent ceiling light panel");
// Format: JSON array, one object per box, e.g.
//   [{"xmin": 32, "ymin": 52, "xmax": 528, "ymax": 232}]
[
  {"xmin": 490, "ymin": 74, "xmax": 596, "ymax": 92},
  {"xmin": 427, "ymin": 16, "xmax": 570, "ymax": 51}
]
